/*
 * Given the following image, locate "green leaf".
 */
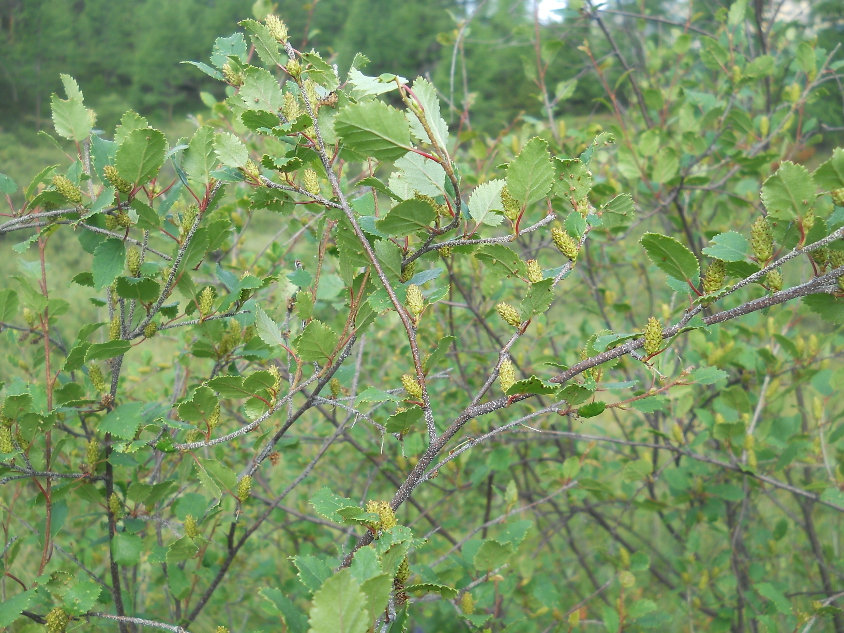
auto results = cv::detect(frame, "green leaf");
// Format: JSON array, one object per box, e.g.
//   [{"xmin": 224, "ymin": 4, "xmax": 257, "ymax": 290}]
[
  {"xmin": 504, "ymin": 376, "xmax": 557, "ymax": 396},
  {"xmin": 473, "ymin": 539, "xmax": 514, "ymax": 571},
  {"xmin": 578, "ymin": 401, "xmax": 606, "ymax": 418},
  {"xmin": 255, "ymin": 305, "xmax": 285, "ymax": 347},
  {"xmin": 167, "ymin": 536, "xmax": 199, "ymax": 563},
  {"xmin": 692, "ymin": 367, "xmax": 728, "ymax": 384},
  {"xmin": 259, "ymin": 587, "xmax": 309, "ymax": 633},
  {"xmin": 115, "ymin": 276, "xmax": 160, "ymax": 301},
  {"xmin": 293, "ymin": 555, "xmax": 333, "ymax": 592},
  {"xmin": 652, "ymin": 148, "xmax": 679, "ymax": 184},
  {"xmin": 360, "ymin": 574, "xmax": 392, "ymax": 624},
  {"xmin": 385, "ymin": 406, "xmax": 423, "ymax": 434},
  {"xmin": 115, "ymin": 128, "xmax": 167, "ymax": 187},
  {"xmin": 114, "ymin": 111, "xmax": 149, "ymax": 145},
  {"xmin": 814, "ymin": 148, "xmax": 844, "ymax": 191},
  {"xmin": 240, "ymin": 66, "xmax": 284, "ymax": 112},
  {"xmin": 294, "ymin": 320, "xmax": 338, "ymax": 363},
  {"xmin": 62, "ymin": 581, "xmax": 101, "ymax": 616},
  {"xmin": 702, "ymin": 231, "xmax": 748, "ymax": 262},
  {"xmin": 308, "ymin": 568, "xmax": 369, "ymax": 633},
  {"xmin": 468, "ymin": 179, "xmax": 506, "ymax": 226},
  {"xmin": 554, "ymin": 158, "xmax": 591, "ymax": 201},
  {"xmin": 0, "ymin": 589, "xmax": 37, "ymax": 627},
  {"xmin": 407, "ymin": 77, "xmax": 448, "ymax": 149},
  {"xmin": 391, "ymin": 152, "xmax": 447, "ymax": 198},
  {"xmin": 640, "ymin": 233, "xmax": 700, "ymax": 283},
  {"xmin": 406, "ymin": 583, "xmax": 458, "ymax": 599},
  {"xmin": 310, "ymin": 487, "xmax": 360, "ymax": 523},
  {"xmin": 376, "ymin": 198, "xmax": 436, "ymax": 236},
  {"xmin": 183, "ymin": 126, "xmax": 217, "ymax": 186},
  {"xmin": 0, "ymin": 289, "xmax": 19, "ymax": 321},
  {"xmin": 112, "ymin": 532, "xmax": 143, "ymax": 565},
  {"xmin": 239, "ymin": 19, "xmax": 282, "ymax": 66},
  {"xmin": 92, "ymin": 238, "xmax": 126, "ymax": 290},
  {"xmin": 520, "ymin": 279, "xmax": 554, "ymax": 320},
  {"xmin": 349, "ymin": 547, "xmax": 383, "ymax": 584},
  {"xmin": 99, "ymin": 402, "xmax": 146, "ymax": 439},
  {"xmin": 507, "ymin": 137, "xmax": 554, "ymax": 206},
  {"xmin": 756, "ymin": 582, "xmax": 791, "ymax": 614},
  {"xmin": 335, "ymin": 100, "xmax": 411, "ymax": 161},
  {"xmin": 0, "ymin": 173, "xmax": 17, "ymax": 195},
  {"xmin": 85, "ymin": 340, "xmax": 131, "ymax": 362},
  {"xmin": 622, "ymin": 458, "xmax": 653, "ymax": 481},
  {"xmin": 760, "ymin": 161, "xmax": 816, "ymax": 221},
  {"xmin": 211, "ymin": 33, "xmax": 248, "ymax": 68},
  {"xmin": 355, "ymin": 387, "xmax": 401, "ymax": 406},
  {"xmin": 214, "ymin": 132, "xmax": 248, "ymax": 168},
  {"xmin": 474, "ymin": 245, "xmax": 527, "ymax": 278},
  {"xmin": 803, "ymin": 294, "xmax": 844, "ymax": 324},
  {"xmin": 51, "ymin": 81, "xmax": 94, "ymax": 141},
  {"xmin": 178, "ymin": 386, "xmax": 219, "ymax": 424}
]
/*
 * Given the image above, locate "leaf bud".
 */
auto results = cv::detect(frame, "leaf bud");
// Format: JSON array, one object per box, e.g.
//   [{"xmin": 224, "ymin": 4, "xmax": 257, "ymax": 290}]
[
  {"xmin": 143, "ymin": 321, "xmax": 158, "ymax": 339},
  {"xmin": 236, "ymin": 475, "xmax": 252, "ymax": 502},
  {"xmin": 496, "ymin": 303, "xmax": 522, "ymax": 328},
  {"xmin": 672, "ymin": 423, "xmax": 685, "ymax": 445},
  {"xmin": 198, "ymin": 286, "xmax": 215, "ymax": 319},
  {"xmin": 401, "ymin": 374, "xmax": 423, "ymax": 400},
  {"xmin": 400, "ymin": 260, "xmax": 416, "ymax": 283},
  {"xmin": 743, "ymin": 434, "xmax": 755, "ymax": 450},
  {"xmin": 265, "ymin": 14, "xmax": 288, "ymax": 43},
  {"xmin": 405, "ymin": 284, "xmax": 424, "ymax": 319},
  {"xmin": 568, "ymin": 611, "xmax": 580, "ymax": 626},
  {"xmin": 750, "ymin": 216, "xmax": 773, "ymax": 263},
  {"xmin": 126, "ymin": 246, "xmax": 141, "ymax": 277},
  {"xmin": 221, "ymin": 63, "xmax": 243, "ymax": 87},
  {"xmin": 109, "ymin": 314, "xmax": 121, "ymax": 341},
  {"xmin": 730, "ymin": 65, "xmax": 742, "ymax": 85},
  {"xmin": 108, "ymin": 492, "xmax": 122, "ymax": 517},
  {"xmin": 282, "ymin": 92, "xmax": 300, "ymax": 122},
  {"xmin": 618, "ymin": 546, "xmax": 630, "ymax": 568},
  {"xmin": 23, "ymin": 307, "xmax": 37, "ymax": 327},
  {"xmin": 500, "ymin": 185, "xmax": 520, "ymax": 221},
  {"xmin": 303, "ymin": 168, "xmax": 320, "ymax": 196},
  {"xmin": 330, "ymin": 378, "xmax": 342, "ymax": 399},
  {"xmin": 45, "ymin": 607, "xmax": 69, "ymax": 633},
  {"xmin": 365, "ymin": 500, "xmax": 397, "ymax": 532},
  {"xmin": 759, "ymin": 115, "xmax": 770, "ymax": 138},
  {"xmin": 104, "ymin": 165, "xmax": 133, "ymax": 195},
  {"xmin": 702, "ymin": 260, "xmax": 726, "ymax": 294},
  {"xmin": 52, "ymin": 175, "xmax": 82, "ymax": 205},
  {"xmin": 832, "ymin": 188, "xmax": 844, "ymax": 207},
  {"xmin": 285, "ymin": 58, "xmax": 302, "ymax": 79},
  {"xmin": 765, "ymin": 268, "xmax": 783, "ymax": 292},
  {"xmin": 698, "ymin": 569, "xmax": 710, "ymax": 590},
  {"xmin": 460, "ymin": 591, "xmax": 475, "ymax": 615},
  {"xmin": 0, "ymin": 426, "xmax": 13, "ymax": 454},
  {"xmin": 86, "ymin": 438, "xmax": 99, "ymax": 469},
  {"xmin": 208, "ymin": 402, "xmax": 221, "ymax": 430},
  {"xmin": 526, "ymin": 259, "xmax": 543, "ymax": 283},
  {"xmin": 241, "ymin": 159, "xmax": 261, "ymax": 182},
  {"xmin": 551, "ymin": 227, "xmax": 579, "ymax": 261},
  {"xmin": 643, "ymin": 317, "xmax": 662, "ymax": 356},
  {"xmin": 619, "ymin": 570, "xmax": 636, "ymax": 587},
  {"xmin": 184, "ymin": 514, "xmax": 200, "ymax": 539},
  {"xmin": 499, "ymin": 358, "xmax": 516, "ymax": 394},
  {"xmin": 89, "ymin": 365, "xmax": 106, "ymax": 393},
  {"xmin": 269, "ymin": 451, "xmax": 281, "ymax": 466}
]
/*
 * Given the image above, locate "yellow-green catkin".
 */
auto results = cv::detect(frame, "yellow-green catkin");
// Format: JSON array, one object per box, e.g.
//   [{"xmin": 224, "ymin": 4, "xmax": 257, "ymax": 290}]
[
  {"xmin": 750, "ymin": 216, "xmax": 773, "ymax": 263},
  {"xmin": 108, "ymin": 492, "xmax": 122, "ymax": 517},
  {"xmin": 143, "ymin": 321, "xmax": 158, "ymax": 339},
  {"xmin": 672, "ymin": 423, "xmax": 685, "ymax": 445},
  {"xmin": 526, "ymin": 259, "xmax": 543, "ymax": 283},
  {"xmin": 215, "ymin": 627, "xmax": 230, "ymax": 633},
  {"xmin": 766, "ymin": 268, "xmax": 783, "ymax": 292},
  {"xmin": 184, "ymin": 514, "xmax": 200, "ymax": 539},
  {"xmin": 643, "ymin": 317, "xmax": 662, "ymax": 356},
  {"xmin": 401, "ymin": 374, "xmax": 423, "ymax": 400},
  {"xmin": 439, "ymin": 245, "xmax": 452, "ymax": 258},
  {"xmin": 265, "ymin": 14, "xmax": 288, "ymax": 43},
  {"xmin": 703, "ymin": 260, "xmax": 726, "ymax": 294},
  {"xmin": 180, "ymin": 205, "xmax": 198, "ymax": 238},
  {"xmin": 829, "ymin": 250, "xmax": 844, "ymax": 291},
  {"xmin": 127, "ymin": 246, "xmax": 141, "ymax": 277},
  {"xmin": 45, "ymin": 607, "xmax": 70, "ymax": 633},
  {"xmin": 399, "ymin": 260, "xmax": 416, "ymax": 283},
  {"xmin": 286, "ymin": 58, "xmax": 302, "ymax": 79},
  {"xmin": 618, "ymin": 546, "xmax": 630, "ymax": 568},
  {"xmin": 551, "ymin": 227, "xmax": 579, "ymax": 261},
  {"xmin": 283, "ymin": 92, "xmax": 300, "ymax": 122},
  {"xmin": 497, "ymin": 303, "xmax": 522, "ymax": 328},
  {"xmin": 236, "ymin": 475, "xmax": 252, "ymax": 502},
  {"xmin": 86, "ymin": 438, "xmax": 99, "ymax": 469},
  {"xmin": 0, "ymin": 426, "xmax": 13, "ymax": 454},
  {"xmin": 242, "ymin": 159, "xmax": 261, "ymax": 182},
  {"xmin": 208, "ymin": 402, "xmax": 221, "ymax": 430},
  {"xmin": 303, "ymin": 168, "xmax": 320, "ymax": 196},
  {"xmin": 23, "ymin": 307, "xmax": 37, "ymax": 327},
  {"xmin": 222, "ymin": 63, "xmax": 244, "ymax": 87},
  {"xmin": 53, "ymin": 175, "xmax": 82, "ymax": 205},
  {"xmin": 330, "ymin": 378, "xmax": 342, "ymax": 399},
  {"xmin": 395, "ymin": 557, "xmax": 410, "ymax": 584},
  {"xmin": 500, "ymin": 186, "xmax": 520, "ymax": 221},
  {"xmin": 104, "ymin": 165, "xmax": 132, "ymax": 195},
  {"xmin": 365, "ymin": 500, "xmax": 397, "ymax": 532},
  {"xmin": 198, "ymin": 286, "xmax": 215, "ymax": 318},
  {"xmin": 460, "ymin": 592, "xmax": 475, "ymax": 615},
  {"xmin": 89, "ymin": 365, "xmax": 106, "ymax": 393},
  {"xmin": 405, "ymin": 284, "xmax": 424, "ymax": 319},
  {"xmin": 832, "ymin": 188, "xmax": 844, "ymax": 207},
  {"xmin": 499, "ymin": 358, "xmax": 516, "ymax": 393},
  {"xmin": 802, "ymin": 210, "xmax": 815, "ymax": 233},
  {"xmin": 759, "ymin": 115, "xmax": 770, "ymax": 138},
  {"xmin": 109, "ymin": 314, "xmax": 121, "ymax": 340}
]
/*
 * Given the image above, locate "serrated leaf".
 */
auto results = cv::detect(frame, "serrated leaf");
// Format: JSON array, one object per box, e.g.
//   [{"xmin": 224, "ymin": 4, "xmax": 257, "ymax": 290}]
[
  {"xmin": 376, "ymin": 198, "xmax": 436, "ymax": 236},
  {"xmin": 115, "ymin": 128, "xmax": 167, "ymax": 186},
  {"xmin": 99, "ymin": 402, "xmax": 146, "ymax": 439},
  {"xmin": 0, "ymin": 172, "xmax": 17, "ymax": 195},
  {"xmin": 178, "ymin": 386, "xmax": 219, "ymax": 424},
  {"xmin": 578, "ymin": 401, "xmax": 606, "ymax": 418},
  {"xmin": 640, "ymin": 233, "xmax": 700, "ymax": 283},
  {"xmin": 259, "ymin": 587, "xmax": 309, "ymax": 633},
  {"xmin": 85, "ymin": 340, "xmax": 131, "ymax": 362},
  {"xmin": 239, "ymin": 19, "xmax": 282, "ymax": 66},
  {"xmin": 554, "ymin": 158, "xmax": 591, "ymax": 201},
  {"xmin": 385, "ymin": 406, "xmax": 423, "ymax": 434},
  {"xmin": 240, "ymin": 66, "xmax": 284, "ymax": 112},
  {"xmin": 803, "ymin": 294, "xmax": 844, "ymax": 324},
  {"xmin": 0, "ymin": 289, "xmax": 19, "ymax": 321},
  {"xmin": 474, "ymin": 245, "xmax": 527, "ymax": 277},
  {"xmin": 474, "ymin": 539, "xmax": 514, "ymax": 571},
  {"xmin": 183, "ymin": 61, "xmax": 223, "ymax": 80},
  {"xmin": 520, "ymin": 278, "xmax": 554, "ymax": 320},
  {"xmin": 406, "ymin": 583, "xmax": 458, "ymax": 599},
  {"xmin": 355, "ymin": 387, "xmax": 401, "ymax": 406},
  {"xmin": 360, "ymin": 574, "xmax": 392, "ymax": 625},
  {"xmin": 702, "ymin": 231, "xmax": 748, "ymax": 262},
  {"xmin": 505, "ymin": 376, "xmax": 557, "ymax": 396},
  {"xmin": 255, "ymin": 305, "xmax": 285, "ymax": 347},
  {"xmin": 92, "ymin": 238, "xmax": 126, "ymax": 290},
  {"xmin": 167, "ymin": 536, "xmax": 199, "ymax": 563},
  {"xmin": 211, "ymin": 33, "xmax": 248, "ymax": 69},
  {"xmin": 115, "ymin": 276, "xmax": 160, "ymax": 301},
  {"xmin": 407, "ymin": 77, "xmax": 448, "ymax": 149},
  {"xmin": 51, "ymin": 88, "xmax": 94, "ymax": 141},
  {"xmin": 308, "ymin": 568, "xmax": 369, "ymax": 633},
  {"xmin": 182, "ymin": 126, "xmax": 217, "ymax": 186},
  {"xmin": 294, "ymin": 320, "xmax": 338, "ymax": 363},
  {"xmin": 507, "ymin": 137, "xmax": 554, "ymax": 206},
  {"xmin": 468, "ymin": 179, "xmax": 506, "ymax": 226},
  {"xmin": 310, "ymin": 487, "xmax": 359, "ymax": 522},
  {"xmin": 293, "ymin": 555, "xmax": 334, "ymax": 593},
  {"xmin": 814, "ymin": 148, "xmax": 844, "ymax": 191},
  {"xmin": 214, "ymin": 132, "xmax": 248, "ymax": 168},
  {"xmin": 335, "ymin": 100, "xmax": 411, "ymax": 161},
  {"xmin": 760, "ymin": 161, "xmax": 816, "ymax": 221},
  {"xmin": 349, "ymin": 547, "xmax": 383, "ymax": 584},
  {"xmin": 0, "ymin": 589, "xmax": 37, "ymax": 627},
  {"xmin": 652, "ymin": 148, "xmax": 679, "ymax": 184},
  {"xmin": 692, "ymin": 366, "xmax": 728, "ymax": 384},
  {"xmin": 112, "ymin": 532, "xmax": 143, "ymax": 565},
  {"xmin": 391, "ymin": 152, "xmax": 446, "ymax": 198},
  {"xmin": 347, "ymin": 68, "xmax": 399, "ymax": 97}
]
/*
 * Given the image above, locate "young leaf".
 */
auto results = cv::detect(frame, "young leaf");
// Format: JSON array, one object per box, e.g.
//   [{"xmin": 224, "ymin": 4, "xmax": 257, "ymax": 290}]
[
  {"xmin": 760, "ymin": 161, "xmax": 816, "ymax": 221},
  {"xmin": 255, "ymin": 305, "xmax": 285, "ymax": 347},
  {"xmin": 376, "ymin": 198, "xmax": 436, "ymax": 236},
  {"xmin": 507, "ymin": 137, "xmax": 554, "ymax": 206},
  {"xmin": 85, "ymin": 340, "xmax": 131, "ymax": 362},
  {"xmin": 239, "ymin": 19, "xmax": 282, "ymax": 67},
  {"xmin": 468, "ymin": 179, "xmax": 506, "ymax": 226},
  {"xmin": 294, "ymin": 320, "xmax": 338, "ymax": 363},
  {"xmin": 406, "ymin": 77, "xmax": 449, "ymax": 149},
  {"xmin": 578, "ymin": 401, "xmax": 606, "ymax": 418},
  {"xmin": 640, "ymin": 233, "xmax": 700, "ymax": 283},
  {"xmin": 813, "ymin": 148, "xmax": 844, "ymax": 191},
  {"xmin": 259, "ymin": 588, "xmax": 309, "ymax": 633},
  {"xmin": 92, "ymin": 238, "xmax": 127, "ymax": 290},
  {"xmin": 182, "ymin": 126, "xmax": 217, "ymax": 186},
  {"xmin": 391, "ymin": 152, "xmax": 446, "ymax": 198},
  {"xmin": 111, "ymin": 532, "xmax": 143, "ymax": 566},
  {"xmin": 335, "ymin": 100, "xmax": 411, "ymax": 161},
  {"xmin": 803, "ymin": 294, "xmax": 844, "ymax": 324},
  {"xmin": 473, "ymin": 539, "xmax": 514, "ymax": 571},
  {"xmin": 701, "ymin": 231, "xmax": 748, "ymax": 262},
  {"xmin": 214, "ymin": 132, "xmax": 249, "ymax": 168},
  {"xmin": 0, "ymin": 589, "xmax": 37, "ymax": 627},
  {"xmin": 240, "ymin": 66, "xmax": 285, "ymax": 112},
  {"xmin": 51, "ymin": 75, "xmax": 94, "ymax": 141},
  {"xmin": 307, "ymin": 568, "xmax": 369, "ymax": 633},
  {"xmin": 554, "ymin": 158, "xmax": 591, "ymax": 201},
  {"xmin": 520, "ymin": 279, "xmax": 554, "ymax": 320},
  {"xmin": 115, "ymin": 128, "xmax": 167, "ymax": 186}
]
